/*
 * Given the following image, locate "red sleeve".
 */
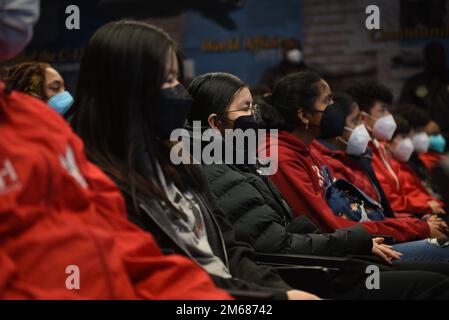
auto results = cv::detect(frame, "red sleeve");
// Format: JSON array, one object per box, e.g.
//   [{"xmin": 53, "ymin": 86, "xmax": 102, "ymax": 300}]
[
  {"xmin": 271, "ymin": 160, "xmax": 429, "ymax": 243},
  {"xmin": 419, "ymin": 152, "xmax": 447, "ymax": 171},
  {"xmin": 396, "ymin": 162, "xmax": 442, "ymax": 213}
]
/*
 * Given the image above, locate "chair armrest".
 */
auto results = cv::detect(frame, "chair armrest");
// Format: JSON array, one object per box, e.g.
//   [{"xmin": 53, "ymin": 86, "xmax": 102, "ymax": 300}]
[
  {"xmin": 274, "ymin": 266, "xmax": 334, "ymax": 298},
  {"xmin": 255, "ymin": 252, "xmax": 348, "ymax": 269}
]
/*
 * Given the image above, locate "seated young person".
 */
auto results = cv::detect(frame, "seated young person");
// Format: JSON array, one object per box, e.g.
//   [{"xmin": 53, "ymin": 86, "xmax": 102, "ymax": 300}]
[
  {"xmin": 420, "ymin": 120, "xmax": 447, "ymax": 171},
  {"xmin": 7, "ymin": 62, "xmax": 74, "ymax": 116}
]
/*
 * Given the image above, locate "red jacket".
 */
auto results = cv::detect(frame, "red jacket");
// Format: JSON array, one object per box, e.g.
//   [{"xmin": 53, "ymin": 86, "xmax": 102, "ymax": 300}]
[
  {"xmin": 0, "ymin": 83, "xmax": 231, "ymax": 300},
  {"xmin": 370, "ymin": 140, "xmax": 438, "ymax": 214},
  {"xmin": 311, "ymin": 141, "xmax": 380, "ymax": 202},
  {"xmin": 266, "ymin": 131, "xmax": 429, "ymax": 243},
  {"xmin": 393, "ymin": 158, "xmax": 444, "ymax": 210},
  {"xmin": 419, "ymin": 152, "xmax": 447, "ymax": 172}
]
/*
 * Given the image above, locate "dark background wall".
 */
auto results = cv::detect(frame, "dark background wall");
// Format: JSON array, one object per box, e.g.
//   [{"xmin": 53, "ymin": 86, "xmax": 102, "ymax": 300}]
[{"xmin": 2, "ymin": 0, "xmax": 449, "ymax": 98}]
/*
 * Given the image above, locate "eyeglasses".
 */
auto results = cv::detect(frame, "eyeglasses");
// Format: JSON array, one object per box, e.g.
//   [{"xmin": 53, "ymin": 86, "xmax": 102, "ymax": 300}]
[
  {"xmin": 222, "ymin": 103, "xmax": 259, "ymax": 116},
  {"xmin": 322, "ymin": 96, "xmax": 334, "ymax": 106}
]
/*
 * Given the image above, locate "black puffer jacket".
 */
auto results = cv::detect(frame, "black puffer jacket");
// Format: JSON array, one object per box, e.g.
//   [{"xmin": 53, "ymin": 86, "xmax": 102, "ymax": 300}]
[{"xmin": 201, "ymin": 162, "xmax": 374, "ymax": 257}]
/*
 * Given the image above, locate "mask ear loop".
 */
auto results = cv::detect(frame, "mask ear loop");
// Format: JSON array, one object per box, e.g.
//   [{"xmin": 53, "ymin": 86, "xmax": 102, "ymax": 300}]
[
  {"xmin": 337, "ymin": 136, "xmax": 348, "ymax": 145},
  {"xmin": 337, "ymin": 126, "xmax": 353, "ymax": 145},
  {"xmin": 361, "ymin": 112, "xmax": 375, "ymax": 132}
]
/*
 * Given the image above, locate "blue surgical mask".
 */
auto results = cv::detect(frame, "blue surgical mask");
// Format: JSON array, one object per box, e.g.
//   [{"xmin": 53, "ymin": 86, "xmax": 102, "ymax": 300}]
[
  {"xmin": 48, "ymin": 91, "xmax": 74, "ymax": 115},
  {"xmin": 429, "ymin": 134, "xmax": 446, "ymax": 153}
]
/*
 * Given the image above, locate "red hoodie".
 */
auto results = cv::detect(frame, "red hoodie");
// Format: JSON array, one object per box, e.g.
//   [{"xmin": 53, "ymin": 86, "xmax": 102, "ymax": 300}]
[
  {"xmin": 370, "ymin": 140, "xmax": 439, "ymax": 214},
  {"xmin": 266, "ymin": 130, "xmax": 429, "ymax": 243},
  {"xmin": 0, "ymin": 83, "xmax": 231, "ymax": 300}
]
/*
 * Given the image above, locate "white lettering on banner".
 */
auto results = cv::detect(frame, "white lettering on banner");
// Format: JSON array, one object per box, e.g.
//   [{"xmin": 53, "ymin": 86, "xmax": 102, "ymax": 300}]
[{"xmin": 59, "ymin": 145, "xmax": 88, "ymax": 188}]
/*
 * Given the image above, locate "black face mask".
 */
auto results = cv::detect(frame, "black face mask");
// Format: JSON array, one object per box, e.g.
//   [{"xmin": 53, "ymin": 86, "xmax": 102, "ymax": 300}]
[
  {"xmin": 317, "ymin": 103, "xmax": 346, "ymax": 139},
  {"xmin": 222, "ymin": 115, "xmax": 267, "ymax": 166},
  {"xmin": 154, "ymin": 84, "xmax": 193, "ymax": 139},
  {"xmin": 233, "ymin": 115, "xmax": 266, "ymax": 131}
]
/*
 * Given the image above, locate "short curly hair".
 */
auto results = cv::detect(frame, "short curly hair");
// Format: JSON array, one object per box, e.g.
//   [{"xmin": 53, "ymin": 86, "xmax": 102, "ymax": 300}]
[{"xmin": 345, "ymin": 81, "xmax": 394, "ymax": 113}]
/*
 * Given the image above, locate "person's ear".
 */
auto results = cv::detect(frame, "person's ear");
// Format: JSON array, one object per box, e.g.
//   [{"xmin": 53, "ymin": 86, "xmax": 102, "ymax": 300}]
[
  {"xmin": 208, "ymin": 113, "xmax": 221, "ymax": 130},
  {"xmin": 360, "ymin": 112, "xmax": 369, "ymax": 125},
  {"xmin": 296, "ymin": 108, "xmax": 309, "ymax": 129}
]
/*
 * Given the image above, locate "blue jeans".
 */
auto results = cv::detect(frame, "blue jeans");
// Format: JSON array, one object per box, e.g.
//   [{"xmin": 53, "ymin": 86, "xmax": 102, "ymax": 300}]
[{"xmin": 392, "ymin": 239, "xmax": 449, "ymax": 263}]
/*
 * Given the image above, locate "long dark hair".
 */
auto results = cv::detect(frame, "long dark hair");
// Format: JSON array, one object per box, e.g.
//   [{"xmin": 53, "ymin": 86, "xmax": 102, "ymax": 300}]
[
  {"xmin": 268, "ymin": 71, "xmax": 324, "ymax": 131},
  {"xmin": 71, "ymin": 20, "xmax": 205, "ymax": 212},
  {"xmin": 187, "ymin": 72, "xmax": 246, "ymax": 124}
]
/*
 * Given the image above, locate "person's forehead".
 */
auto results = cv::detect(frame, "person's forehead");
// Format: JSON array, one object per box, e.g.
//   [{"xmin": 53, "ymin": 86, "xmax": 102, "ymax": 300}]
[
  {"xmin": 372, "ymin": 101, "xmax": 387, "ymax": 111},
  {"xmin": 232, "ymin": 88, "xmax": 251, "ymax": 105},
  {"xmin": 45, "ymin": 68, "xmax": 63, "ymax": 82},
  {"xmin": 318, "ymin": 81, "xmax": 331, "ymax": 95}
]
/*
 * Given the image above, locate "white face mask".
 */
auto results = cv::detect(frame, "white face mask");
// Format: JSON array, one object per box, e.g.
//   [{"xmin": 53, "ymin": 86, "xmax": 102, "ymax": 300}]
[
  {"xmin": 412, "ymin": 132, "xmax": 430, "ymax": 153},
  {"xmin": 0, "ymin": 0, "xmax": 40, "ymax": 62},
  {"xmin": 393, "ymin": 138, "xmax": 414, "ymax": 163},
  {"xmin": 341, "ymin": 124, "xmax": 371, "ymax": 156},
  {"xmin": 286, "ymin": 49, "xmax": 303, "ymax": 64},
  {"xmin": 373, "ymin": 114, "xmax": 397, "ymax": 141}
]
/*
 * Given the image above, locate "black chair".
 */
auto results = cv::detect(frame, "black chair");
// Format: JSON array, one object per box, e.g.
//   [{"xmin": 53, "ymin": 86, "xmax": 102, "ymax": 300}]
[{"xmin": 255, "ymin": 253, "xmax": 349, "ymax": 298}]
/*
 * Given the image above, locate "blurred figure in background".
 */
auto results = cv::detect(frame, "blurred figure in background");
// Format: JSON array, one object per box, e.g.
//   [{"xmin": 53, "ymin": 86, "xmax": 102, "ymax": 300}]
[
  {"xmin": 257, "ymin": 38, "xmax": 311, "ymax": 94},
  {"xmin": 421, "ymin": 120, "xmax": 448, "ymax": 171},
  {"xmin": 7, "ymin": 62, "xmax": 74, "ymax": 116},
  {"xmin": 400, "ymin": 42, "xmax": 449, "ymax": 139}
]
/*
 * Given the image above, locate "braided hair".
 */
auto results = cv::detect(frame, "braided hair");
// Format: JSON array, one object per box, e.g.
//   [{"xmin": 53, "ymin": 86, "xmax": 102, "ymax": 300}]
[{"xmin": 6, "ymin": 62, "xmax": 50, "ymax": 99}]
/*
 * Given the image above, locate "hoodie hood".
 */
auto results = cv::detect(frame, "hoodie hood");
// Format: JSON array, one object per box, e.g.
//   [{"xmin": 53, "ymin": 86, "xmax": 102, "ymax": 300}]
[{"xmin": 259, "ymin": 130, "xmax": 312, "ymax": 167}]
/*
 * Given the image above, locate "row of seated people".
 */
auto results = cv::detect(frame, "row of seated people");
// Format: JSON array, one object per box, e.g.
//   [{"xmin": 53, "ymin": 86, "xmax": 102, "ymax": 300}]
[{"xmin": 2, "ymin": 13, "xmax": 449, "ymax": 299}]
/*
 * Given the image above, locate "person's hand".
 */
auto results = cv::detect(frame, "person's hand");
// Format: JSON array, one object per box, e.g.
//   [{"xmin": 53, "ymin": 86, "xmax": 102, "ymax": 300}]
[
  {"xmin": 286, "ymin": 290, "xmax": 321, "ymax": 300},
  {"xmin": 371, "ymin": 237, "xmax": 402, "ymax": 264},
  {"xmin": 428, "ymin": 219, "xmax": 449, "ymax": 239},
  {"xmin": 426, "ymin": 215, "xmax": 447, "ymax": 225},
  {"xmin": 428, "ymin": 200, "xmax": 446, "ymax": 215}
]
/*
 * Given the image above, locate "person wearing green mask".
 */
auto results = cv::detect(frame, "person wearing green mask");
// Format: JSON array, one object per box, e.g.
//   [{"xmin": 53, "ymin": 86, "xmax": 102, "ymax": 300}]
[{"xmin": 421, "ymin": 120, "xmax": 448, "ymax": 171}]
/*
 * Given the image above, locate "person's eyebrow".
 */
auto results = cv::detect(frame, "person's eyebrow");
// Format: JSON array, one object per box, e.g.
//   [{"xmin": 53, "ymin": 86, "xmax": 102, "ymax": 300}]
[{"xmin": 48, "ymin": 80, "xmax": 63, "ymax": 86}]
